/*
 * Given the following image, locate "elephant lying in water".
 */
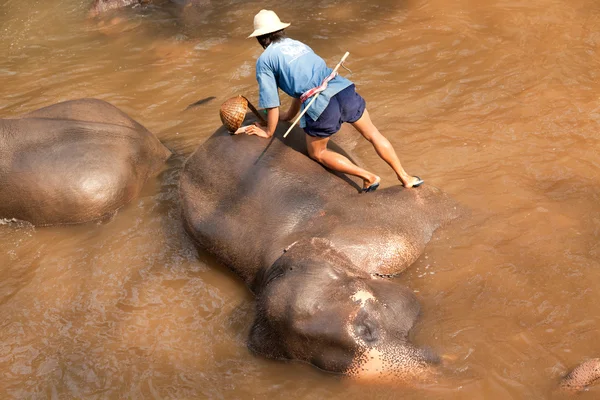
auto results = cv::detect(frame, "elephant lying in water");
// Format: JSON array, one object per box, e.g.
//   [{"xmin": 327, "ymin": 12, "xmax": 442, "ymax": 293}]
[
  {"xmin": 179, "ymin": 121, "xmax": 460, "ymax": 380},
  {"xmin": 0, "ymin": 98, "xmax": 171, "ymax": 226}
]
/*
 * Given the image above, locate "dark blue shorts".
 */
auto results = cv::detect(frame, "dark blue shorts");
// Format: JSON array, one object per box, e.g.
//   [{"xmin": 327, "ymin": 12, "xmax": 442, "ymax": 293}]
[{"xmin": 304, "ymin": 84, "xmax": 366, "ymax": 138}]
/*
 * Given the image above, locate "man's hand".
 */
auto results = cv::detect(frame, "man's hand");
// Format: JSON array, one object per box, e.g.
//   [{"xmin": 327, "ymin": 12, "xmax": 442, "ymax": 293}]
[
  {"xmin": 245, "ymin": 122, "xmax": 269, "ymax": 138},
  {"xmin": 243, "ymin": 107, "xmax": 279, "ymax": 138}
]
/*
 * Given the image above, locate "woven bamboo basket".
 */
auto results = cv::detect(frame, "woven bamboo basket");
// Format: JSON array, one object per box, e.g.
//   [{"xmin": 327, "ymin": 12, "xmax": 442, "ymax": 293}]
[{"xmin": 219, "ymin": 96, "xmax": 266, "ymax": 134}]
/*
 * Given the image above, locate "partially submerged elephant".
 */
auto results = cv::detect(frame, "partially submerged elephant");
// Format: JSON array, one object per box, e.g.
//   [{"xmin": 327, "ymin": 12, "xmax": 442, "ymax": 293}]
[
  {"xmin": 561, "ymin": 358, "xmax": 600, "ymax": 392},
  {"xmin": 179, "ymin": 120, "xmax": 460, "ymax": 380},
  {"xmin": 89, "ymin": 0, "xmax": 148, "ymax": 16},
  {"xmin": 89, "ymin": 0, "xmax": 199, "ymax": 16},
  {"xmin": 0, "ymin": 98, "xmax": 171, "ymax": 226}
]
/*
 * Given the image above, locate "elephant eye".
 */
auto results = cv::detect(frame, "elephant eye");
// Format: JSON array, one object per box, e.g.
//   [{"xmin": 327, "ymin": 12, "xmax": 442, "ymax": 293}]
[{"xmin": 354, "ymin": 323, "xmax": 378, "ymax": 343}]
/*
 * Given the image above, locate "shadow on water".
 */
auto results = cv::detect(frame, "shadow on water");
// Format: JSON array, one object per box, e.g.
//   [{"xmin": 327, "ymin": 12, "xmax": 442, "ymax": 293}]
[{"xmin": 184, "ymin": 95, "xmax": 216, "ymax": 110}]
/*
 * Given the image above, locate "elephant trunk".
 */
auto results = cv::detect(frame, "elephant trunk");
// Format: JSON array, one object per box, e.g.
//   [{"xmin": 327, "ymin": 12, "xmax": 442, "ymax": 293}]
[
  {"xmin": 346, "ymin": 343, "xmax": 439, "ymax": 382},
  {"xmin": 561, "ymin": 358, "xmax": 600, "ymax": 392}
]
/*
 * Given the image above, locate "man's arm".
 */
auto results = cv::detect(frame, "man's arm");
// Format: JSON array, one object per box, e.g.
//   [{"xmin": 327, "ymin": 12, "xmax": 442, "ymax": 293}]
[
  {"xmin": 246, "ymin": 107, "xmax": 279, "ymax": 138},
  {"xmin": 280, "ymin": 98, "xmax": 301, "ymax": 122}
]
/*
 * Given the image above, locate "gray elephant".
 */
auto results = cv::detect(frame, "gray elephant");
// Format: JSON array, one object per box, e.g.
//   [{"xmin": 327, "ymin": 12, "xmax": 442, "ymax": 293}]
[
  {"xmin": 179, "ymin": 120, "xmax": 460, "ymax": 380},
  {"xmin": 0, "ymin": 98, "xmax": 171, "ymax": 226}
]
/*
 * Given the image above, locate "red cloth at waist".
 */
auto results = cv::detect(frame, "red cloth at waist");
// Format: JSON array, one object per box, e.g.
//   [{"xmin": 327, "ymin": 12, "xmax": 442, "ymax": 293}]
[{"xmin": 299, "ymin": 70, "xmax": 338, "ymax": 103}]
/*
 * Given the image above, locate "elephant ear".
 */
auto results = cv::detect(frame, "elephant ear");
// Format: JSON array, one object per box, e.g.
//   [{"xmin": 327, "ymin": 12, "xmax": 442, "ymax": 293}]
[
  {"xmin": 247, "ymin": 298, "xmax": 289, "ymax": 360},
  {"xmin": 247, "ymin": 246, "xmax": 296, "ymax": 360}
]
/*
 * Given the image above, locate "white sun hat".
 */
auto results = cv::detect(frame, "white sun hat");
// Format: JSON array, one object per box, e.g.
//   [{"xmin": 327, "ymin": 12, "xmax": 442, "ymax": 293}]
[{"xmin": 248, "ymin": 10, "xmax": 290, "ymax": 38}]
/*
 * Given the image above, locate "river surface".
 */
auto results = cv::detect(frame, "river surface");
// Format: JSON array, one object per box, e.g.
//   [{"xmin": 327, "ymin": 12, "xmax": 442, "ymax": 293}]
[{"xmin": 1, "ymin": 0, "xmax": 600, "ymax": 398}]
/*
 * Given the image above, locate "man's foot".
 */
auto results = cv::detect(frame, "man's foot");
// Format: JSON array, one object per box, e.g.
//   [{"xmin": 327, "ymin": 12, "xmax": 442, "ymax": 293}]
[
  {"xmin": 400, "ymin": 175, "xmax": 424, "ymax": 188},
  {"xmin": 363, "ymin": 176, "xmax": 381, "ymax": 193}
]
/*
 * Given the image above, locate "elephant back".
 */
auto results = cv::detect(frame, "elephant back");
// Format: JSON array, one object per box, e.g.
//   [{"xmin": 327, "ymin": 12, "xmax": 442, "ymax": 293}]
[{"xmin": 0, "ymin": 99, "xmax": 171, "ymax": 226}]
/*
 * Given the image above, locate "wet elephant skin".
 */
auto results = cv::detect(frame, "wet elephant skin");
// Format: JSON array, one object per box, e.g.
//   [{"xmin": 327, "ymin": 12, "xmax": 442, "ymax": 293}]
[
  {"xmin": 179, "ymin": 121, "xmax": 460, "ymax": 379},
  {"xmin": 0, "ymin": 98, "xmax": 171, "ymax": 226}
]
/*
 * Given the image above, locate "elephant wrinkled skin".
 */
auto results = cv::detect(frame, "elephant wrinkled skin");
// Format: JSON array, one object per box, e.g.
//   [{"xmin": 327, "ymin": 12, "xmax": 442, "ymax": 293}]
[
  {"xmin": 179, "ymin": 121, "xmax": 460, "ymax": 380},
  {"xmin": 561, "ymin": 358, "xmax": 600, "ymax": 392},
  {"xmin": 0, "ymin": 98, "xmax": 171, "ymax": 226}
]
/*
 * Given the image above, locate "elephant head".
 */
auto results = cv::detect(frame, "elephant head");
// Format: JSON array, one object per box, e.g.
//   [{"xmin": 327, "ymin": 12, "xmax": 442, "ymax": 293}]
[{"xmin": 249, "ymin": 238, "xmax": 438, "ymax": 380}]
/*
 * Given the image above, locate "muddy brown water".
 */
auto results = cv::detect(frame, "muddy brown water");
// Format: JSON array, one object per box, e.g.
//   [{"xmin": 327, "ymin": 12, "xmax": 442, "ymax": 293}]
[{"xmin": 1, "ymin": 0, "xmax": 600, "ymax": 398}]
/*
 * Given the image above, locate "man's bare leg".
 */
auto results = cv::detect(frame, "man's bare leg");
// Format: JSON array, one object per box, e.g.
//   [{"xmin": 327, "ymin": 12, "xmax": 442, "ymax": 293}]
[
  {"xmin": 351, "ymin": 109, "xmax": 422, "ymax": 188},
  {"xmin": 306, "ymin": 134, "xmax": 380, "ymax": 191}
]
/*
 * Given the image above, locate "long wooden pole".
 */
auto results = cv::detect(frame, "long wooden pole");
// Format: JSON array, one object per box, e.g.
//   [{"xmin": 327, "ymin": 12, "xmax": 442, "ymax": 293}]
[{"xmin": 282, "ymin": 51, "xmax": 350, "ymax": 138}]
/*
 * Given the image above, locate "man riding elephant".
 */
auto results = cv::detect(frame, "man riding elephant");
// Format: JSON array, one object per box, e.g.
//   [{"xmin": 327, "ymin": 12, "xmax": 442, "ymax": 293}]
[
  {"xmin": 243, "ymin": 10, "xmax": 424, "ymax": 191},
  {"xmin": 0, "ymin": 98, "xmax": 171, "ymax": 226},
  {"xmin": 179, "ymin": 114, "xmax": 460, "ymax": 380}
]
